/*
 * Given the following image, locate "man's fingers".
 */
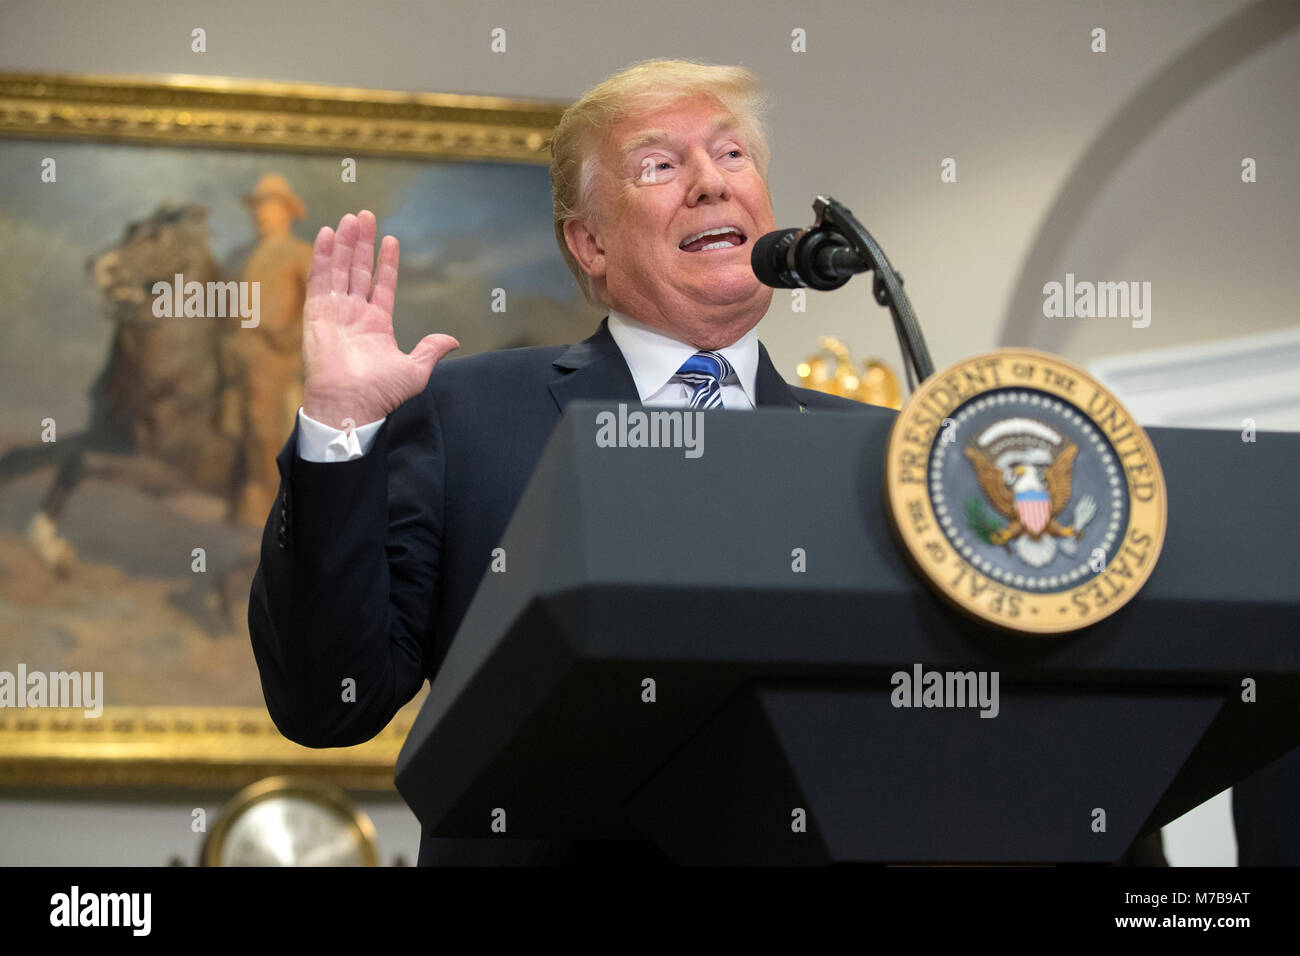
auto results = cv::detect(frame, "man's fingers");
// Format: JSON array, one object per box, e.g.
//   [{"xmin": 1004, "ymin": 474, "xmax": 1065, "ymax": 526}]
[
  {"xmin": 369, "ymin": 235, "xmax": 400, "ymax": 315},
  {"xmin": 329, "ymin": 213, "xmax": 359, "ymax": 295},
  {"xmin": 410, "ymin": 333, "xmax": 460, "ymax": 374},
  {"xmin": 306, "ymin": 226, "xmax": 335, "ymax": 299},
  {"xmin": 350, "ymin": 210, "xmax": 377, "ymax": 297}
]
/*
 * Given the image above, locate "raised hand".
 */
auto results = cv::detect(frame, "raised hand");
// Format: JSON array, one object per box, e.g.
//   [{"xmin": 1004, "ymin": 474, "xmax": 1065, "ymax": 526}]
[{"xmin": 301, "ymin": 210, "xmax": 459, "ymax": 429}]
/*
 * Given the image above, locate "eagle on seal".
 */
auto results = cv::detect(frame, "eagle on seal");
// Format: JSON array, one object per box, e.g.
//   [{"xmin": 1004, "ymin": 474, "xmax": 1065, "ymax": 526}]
[{"xmin": 964, "ymin": 441, "xmax": 1080, "ymax": 548}]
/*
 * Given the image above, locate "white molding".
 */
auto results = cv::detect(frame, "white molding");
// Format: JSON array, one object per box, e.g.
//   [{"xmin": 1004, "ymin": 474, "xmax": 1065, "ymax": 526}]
[{"xmin": 1087, "ymin": 328, "xmax": 1300, "ymax": 431}]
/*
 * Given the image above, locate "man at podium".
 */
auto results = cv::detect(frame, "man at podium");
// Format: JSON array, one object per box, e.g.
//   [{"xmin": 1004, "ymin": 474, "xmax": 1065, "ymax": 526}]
[{"xmin": 247, "ymin": 59, "xmax": 862, "ymax": 865}]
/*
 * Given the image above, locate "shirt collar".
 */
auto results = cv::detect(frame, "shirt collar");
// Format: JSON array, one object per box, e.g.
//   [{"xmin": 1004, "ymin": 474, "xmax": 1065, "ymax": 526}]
[{"xmin": 605, "ymin": 309, "xmax": 760, "ymax": 406}]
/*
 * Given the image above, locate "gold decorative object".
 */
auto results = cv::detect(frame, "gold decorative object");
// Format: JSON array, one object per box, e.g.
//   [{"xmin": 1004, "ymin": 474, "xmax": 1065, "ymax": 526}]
[{"xmin": 796, "ymin": 336, "xmax": 902, "ymax": 409}]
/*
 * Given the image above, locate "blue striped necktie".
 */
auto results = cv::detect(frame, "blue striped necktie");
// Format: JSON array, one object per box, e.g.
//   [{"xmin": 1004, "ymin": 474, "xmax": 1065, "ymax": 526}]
[{"xmin": 676, "ymin": 351, "xmax": 734, "ymax": 409}]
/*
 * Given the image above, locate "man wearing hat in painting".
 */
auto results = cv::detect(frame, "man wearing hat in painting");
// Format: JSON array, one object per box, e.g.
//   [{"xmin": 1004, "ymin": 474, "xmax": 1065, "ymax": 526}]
[{"xmin": 224, "ymin": 173, "xmax": 314, "ymax": 525}]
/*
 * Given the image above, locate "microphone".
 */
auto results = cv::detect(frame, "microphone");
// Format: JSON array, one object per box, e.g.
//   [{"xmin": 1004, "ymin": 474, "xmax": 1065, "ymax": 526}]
[{"xmin": 751, "ymin": 226, "xmax": 869, "ymax": 291}]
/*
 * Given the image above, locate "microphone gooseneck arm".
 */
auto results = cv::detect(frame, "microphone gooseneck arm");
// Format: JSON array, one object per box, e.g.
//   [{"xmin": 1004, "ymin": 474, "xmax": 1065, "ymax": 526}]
[
  {"xmin": 753, "ymin": 196, "xmax": 935, "ymax": 390},
  {"xmin": 810, "ymin": 196, "xmax": 934, "ymax": 388}
]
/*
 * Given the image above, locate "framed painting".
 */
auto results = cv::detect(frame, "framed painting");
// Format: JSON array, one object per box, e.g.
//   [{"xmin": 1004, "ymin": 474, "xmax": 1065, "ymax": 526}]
[{"xmin": 0, "ymin": 71, "xmax": 598, "ymax": 788}]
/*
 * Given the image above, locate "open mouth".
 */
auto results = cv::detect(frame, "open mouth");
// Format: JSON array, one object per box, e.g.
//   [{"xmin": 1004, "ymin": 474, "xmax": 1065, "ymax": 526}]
[{"xmin": 678, "ymin": 226, "xmax": 747, "ymax": 253}]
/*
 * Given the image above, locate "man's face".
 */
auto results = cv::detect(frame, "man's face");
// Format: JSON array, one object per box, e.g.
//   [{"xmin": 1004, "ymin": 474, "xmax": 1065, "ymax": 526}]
[
  {"xmin": 253, "ymin": 197, "xmax": 293, "ymax": 237},
  {"xmin": 566, "ymin": 95, "xmax": 777, "ymax": 348}
]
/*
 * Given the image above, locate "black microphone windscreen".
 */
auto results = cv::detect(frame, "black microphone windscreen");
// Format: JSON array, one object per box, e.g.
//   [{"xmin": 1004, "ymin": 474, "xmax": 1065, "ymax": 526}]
[{"xmin": 750, "ymin": 228, "xmax": 805, "ymax": 289}]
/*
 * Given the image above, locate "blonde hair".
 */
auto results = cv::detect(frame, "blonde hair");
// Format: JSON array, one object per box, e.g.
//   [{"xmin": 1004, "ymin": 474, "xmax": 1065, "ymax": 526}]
[{"xmin": 548, "ymin": 59, "xmax": 771, "ymax": 307}]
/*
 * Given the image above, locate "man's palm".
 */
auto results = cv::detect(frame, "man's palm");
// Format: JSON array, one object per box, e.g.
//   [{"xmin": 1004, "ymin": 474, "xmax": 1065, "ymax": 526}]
[{"xmin": 302, "ymin": 210, "xmax": 458, "ymax": 428}]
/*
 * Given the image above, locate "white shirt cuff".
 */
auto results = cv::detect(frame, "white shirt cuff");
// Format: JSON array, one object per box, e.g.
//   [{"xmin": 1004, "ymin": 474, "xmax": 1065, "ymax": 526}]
[{"xmin": 296, "ymin": 408, "xmax": 385, "ymax": 462}]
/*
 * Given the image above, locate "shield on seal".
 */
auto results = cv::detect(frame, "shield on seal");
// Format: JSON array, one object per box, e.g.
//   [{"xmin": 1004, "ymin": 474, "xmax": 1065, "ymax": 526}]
[{"xmin": 1015, "ymin": 489, "xmax": 1050, "ymax": 535}]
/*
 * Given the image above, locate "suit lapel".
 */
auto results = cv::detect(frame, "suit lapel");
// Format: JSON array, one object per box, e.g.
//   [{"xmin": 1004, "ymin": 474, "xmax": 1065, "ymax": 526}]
[
  {"xmin": 549, "ymin": 315, "xmax": 805, "ymax": 412},
  {"xmin": 548, "ymin": 316, "xmax": 640, "ymax": 414},
  {"xmin": 754, "ymin": 341, "xmax": 806, "ymax": 410}
]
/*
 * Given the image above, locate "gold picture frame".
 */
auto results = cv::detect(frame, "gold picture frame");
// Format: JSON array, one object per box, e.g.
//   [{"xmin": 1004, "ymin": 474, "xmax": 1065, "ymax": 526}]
[
  {"xmin": 0, "ymin": 706, "xmax": 413, "ymax": 790},
  {"xmin": 0, "ymin": 71, "xmax": 568, "ymax": 790},
  {"xmin": 0, "ymin": 71, "xmax": 566, "ymax": 163}
]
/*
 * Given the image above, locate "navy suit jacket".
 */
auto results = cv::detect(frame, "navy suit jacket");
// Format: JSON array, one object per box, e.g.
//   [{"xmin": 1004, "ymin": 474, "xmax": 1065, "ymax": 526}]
[{"xmin": 248, "ymin": 316, "xmax": 865, "ymax": 865}]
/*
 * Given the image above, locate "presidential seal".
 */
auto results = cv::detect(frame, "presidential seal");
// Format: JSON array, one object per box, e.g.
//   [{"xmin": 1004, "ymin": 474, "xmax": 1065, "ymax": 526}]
[{"xmin": 884, "ymin": 349, "xmax": 1166, "ymax": 635}]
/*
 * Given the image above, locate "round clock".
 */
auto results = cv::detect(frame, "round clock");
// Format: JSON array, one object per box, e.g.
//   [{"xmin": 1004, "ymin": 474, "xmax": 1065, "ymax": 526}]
[{"xmin": 201, "ymin": 776, "xmax": 380, "ymax": 866}]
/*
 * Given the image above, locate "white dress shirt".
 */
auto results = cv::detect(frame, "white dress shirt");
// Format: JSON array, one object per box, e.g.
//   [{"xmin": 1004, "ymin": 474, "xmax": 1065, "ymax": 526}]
[{"xmin": 296, "ymin": 309, "xmax": 759, "ymax": 462}]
